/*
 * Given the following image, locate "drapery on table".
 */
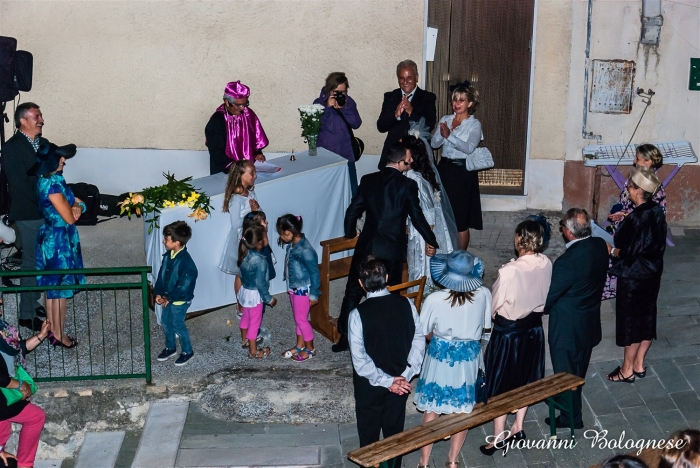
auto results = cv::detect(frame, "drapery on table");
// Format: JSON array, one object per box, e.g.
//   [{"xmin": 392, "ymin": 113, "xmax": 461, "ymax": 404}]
[{"xmin": 145, "ymin": 148, "xmax": 351, "ymax": 313}]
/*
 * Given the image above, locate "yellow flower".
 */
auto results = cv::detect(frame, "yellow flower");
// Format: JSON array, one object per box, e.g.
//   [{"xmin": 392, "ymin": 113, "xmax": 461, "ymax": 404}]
[
  {"xmin": 135, "ymin": 207, "xmax": 142, "ymax": 215},
  {"xmin": 178, "ymin": 201, "xmax": 186, "ymax": 206},
  {"xmin": 188, "ymin": 207, "xmax": 208, "ymax": 221},
  {"xmin": 131, "ymin": 193, "xmax": 145, "ymax": 204}
]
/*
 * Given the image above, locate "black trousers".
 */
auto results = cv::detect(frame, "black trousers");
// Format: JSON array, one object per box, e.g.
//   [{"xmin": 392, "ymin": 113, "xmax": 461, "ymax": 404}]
[
  {"xmin": 549, "ymin": 346, "xmax": 593, "ymax": 425},
  {"xmin": 15, "ymin": 219, "xmax": 44, "ymax": 320},
  {"xmin": 337, "ymin": 255, "xmax": 403, "ymax": 337},
  {"xmin": 353, "ymin": 373, "xmax": 408, "ymax": 468}
]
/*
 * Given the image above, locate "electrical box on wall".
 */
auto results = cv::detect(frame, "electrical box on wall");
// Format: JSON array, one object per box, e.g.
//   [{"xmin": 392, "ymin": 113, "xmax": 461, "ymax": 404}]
[{"xmin": 690, "ymin": 58, "xmax": 700, "ymax": 91}]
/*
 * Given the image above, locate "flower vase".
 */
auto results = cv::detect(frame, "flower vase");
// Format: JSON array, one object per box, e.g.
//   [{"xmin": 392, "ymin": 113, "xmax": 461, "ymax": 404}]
[{"xmin": 306, "ymin": 134, "xmax": 318, "ymax": 156}]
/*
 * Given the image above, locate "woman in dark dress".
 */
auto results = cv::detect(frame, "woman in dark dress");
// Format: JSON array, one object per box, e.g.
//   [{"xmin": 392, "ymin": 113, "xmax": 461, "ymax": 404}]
[
  {"xmin": 606, "ymin": 167, "xmax": 667, "ymax": 383},
  {"xmin": 0, "ymin": 313, "xmax": 50, "ymax": 468},
  {"xmin": 431, "ymin": 85, "xmax": 483, "ymax": 250}
]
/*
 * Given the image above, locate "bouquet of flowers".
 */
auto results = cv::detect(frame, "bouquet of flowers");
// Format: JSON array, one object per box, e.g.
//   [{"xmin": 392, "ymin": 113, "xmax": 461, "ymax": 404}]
[
  {"xmin": 298, "ymin": 104, "xmax": 324, "ymax": 139},
  {"xmin": 119, "ymin": 172, "xmax": 213, "ymax": 234}
]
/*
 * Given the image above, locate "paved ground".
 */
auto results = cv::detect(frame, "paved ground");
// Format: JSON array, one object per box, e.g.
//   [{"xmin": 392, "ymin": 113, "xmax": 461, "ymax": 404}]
[{"xmin": 28, "ymin": 212, "xmax": 700, "ymax": 467}]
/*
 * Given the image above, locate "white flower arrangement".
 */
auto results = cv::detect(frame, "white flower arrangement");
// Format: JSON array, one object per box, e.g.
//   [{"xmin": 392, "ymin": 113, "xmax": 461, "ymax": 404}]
[
  {"xmin": 298, "ymin": 104, "xmax": 325, "ymax": 137},
  {"xmin": 408, "ymin": 128, "xmax": 421, "ymax": 139}
]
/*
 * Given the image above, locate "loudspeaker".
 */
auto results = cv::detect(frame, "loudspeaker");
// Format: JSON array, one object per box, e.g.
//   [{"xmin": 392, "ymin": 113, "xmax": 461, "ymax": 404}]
[
  {"xmin": 13, "ymin": 50, "xmax": 32, "ymax": 92},
  {"xmin": 0, "ymin": 36, "xmax": 18, "ymax": 102}
]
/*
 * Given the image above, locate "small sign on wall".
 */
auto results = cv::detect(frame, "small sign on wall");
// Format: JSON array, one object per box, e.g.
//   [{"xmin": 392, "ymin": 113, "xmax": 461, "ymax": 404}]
[
  {"xmin": 589, "ymin": 60, "xmax": 636, "ymax": 114},
  {"xmin": 690, "ymin": 58, "xmax": 700, "ymax": 91}
]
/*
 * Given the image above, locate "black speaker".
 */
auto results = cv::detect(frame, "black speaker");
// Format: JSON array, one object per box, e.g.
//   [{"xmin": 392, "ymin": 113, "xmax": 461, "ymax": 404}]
[
  {"xmin": 0, "ymin": 36, "xmax": 18, "ymax": 102},
  {"xmin": 13, "ymin": 50, "xmax": 32, "ymax": 92}
]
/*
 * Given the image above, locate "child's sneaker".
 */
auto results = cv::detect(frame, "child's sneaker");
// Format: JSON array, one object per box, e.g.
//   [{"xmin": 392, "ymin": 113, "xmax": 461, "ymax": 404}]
[
  {"xmin": 175, "ymin": 352, "xmax": 194, "ymax": 366},
  {"xmin": 157, "ymin": 348, "xmax": 177, "ymax": 361}
]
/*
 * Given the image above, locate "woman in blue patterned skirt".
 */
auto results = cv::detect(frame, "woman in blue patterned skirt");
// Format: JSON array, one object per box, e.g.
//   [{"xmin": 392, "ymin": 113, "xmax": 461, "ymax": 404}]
[
  {"xmin": 29, "ymin": 142, "xmax": 85, "ymax": 349},
  {"xmin": 413, "ymin": 250, "xmax": 492, "ymax": 468}
]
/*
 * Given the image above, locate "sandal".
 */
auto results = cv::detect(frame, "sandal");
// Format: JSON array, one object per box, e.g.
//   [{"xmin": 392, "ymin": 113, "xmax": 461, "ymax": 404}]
[
  {"xmin": 293, "ymin": 348, "xmax": 315, "ymax": 362},
  {"xmin": 241, "ymin": 335, "xmax": 264, "ymax": 349},
  {"xmin": 633, "ymin": 367, "xmax": 647, "ymax": 378},
  {"xmin": 248, "ymin": 347, "xmax": 271, "ymax": 359},
  {"xmin": 281, "ymin": 346, "xmax": 303, "ymax": 359},
  {"xmin": 607, "ymin": 366, "xmax": 635, "ymax": 383},
  {"xmin": 417, "ymin": 465, "xmax": 430, "ymax": 468},
  {"xmin": 446, "ymin": 462, "xmax": 460, "ymax": 468}
]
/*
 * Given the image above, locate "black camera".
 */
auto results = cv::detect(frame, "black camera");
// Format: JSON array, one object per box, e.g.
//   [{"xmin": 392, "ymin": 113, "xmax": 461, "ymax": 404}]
[{"xmin": 333, "ymin": 91, "xmax": 347, "ymax": 107}]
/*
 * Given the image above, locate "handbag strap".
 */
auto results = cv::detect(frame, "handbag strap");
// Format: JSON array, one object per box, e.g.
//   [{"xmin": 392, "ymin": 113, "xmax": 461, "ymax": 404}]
[{"xmin": 333, "ymin": 108, "xmax": 356, "ymax": 138}]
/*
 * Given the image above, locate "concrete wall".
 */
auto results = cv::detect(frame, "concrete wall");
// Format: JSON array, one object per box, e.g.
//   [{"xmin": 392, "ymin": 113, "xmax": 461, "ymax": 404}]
[
  {"xmin": 0, "ymin": 0, "xmax": 424, "ymax": 155},
  {"xmin": 560, "ymin": 0, "xmax": 700, "ymax": 224}
]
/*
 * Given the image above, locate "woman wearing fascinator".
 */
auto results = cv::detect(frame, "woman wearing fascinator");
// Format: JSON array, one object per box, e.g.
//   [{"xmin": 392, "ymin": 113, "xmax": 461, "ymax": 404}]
[
  {"xmin": 413, "ymin": 250, "xmax": 492, "ymax": 468},
  {"xmin": 480, "ymin": 218, "xmax": 552, "ymax": 456},
  {"xmin": 28, "ymin": 142, "xmax": 85, "ymax": 349},
  {"xmin": 431, "ymin": 80, "xmax": 484, "ymax": 250}
]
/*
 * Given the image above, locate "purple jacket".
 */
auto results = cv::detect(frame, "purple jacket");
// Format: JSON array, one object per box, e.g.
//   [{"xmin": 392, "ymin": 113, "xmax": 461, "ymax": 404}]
[{"xmin": 313, "ymin": 87, "xmax": 362, "ymax": 161}]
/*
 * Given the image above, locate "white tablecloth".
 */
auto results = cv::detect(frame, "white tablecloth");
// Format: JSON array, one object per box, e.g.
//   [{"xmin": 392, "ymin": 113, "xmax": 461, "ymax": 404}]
[{"xmin": 145, "ymin": 148, "xmax": 351, "ymax": 312}]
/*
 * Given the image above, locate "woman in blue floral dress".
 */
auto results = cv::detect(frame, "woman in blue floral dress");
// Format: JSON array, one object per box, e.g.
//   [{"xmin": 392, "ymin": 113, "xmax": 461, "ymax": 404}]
[
  {"xmin": 30, "ymin": 142, "xmax": 85, "ymax": 348},
  {"xmin": 413, "ymin": 250, "xmax": 492, "ymax": 468}
]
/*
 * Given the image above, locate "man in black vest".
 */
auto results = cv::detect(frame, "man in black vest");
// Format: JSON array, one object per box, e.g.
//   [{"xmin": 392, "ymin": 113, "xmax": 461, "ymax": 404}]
[
  {"xmin": 544, "ymin": 208, "xmax": 609, "ymax": 429},
  {"xmin": 333, "ymin": 142, "xmax": 438, "ymax": 352},
  {"xmin": 1, "ymin": 102, "xmax": 48, "ymax": 330},
  {"xmin": 376, "ymin": 60, "xmax": 437, "ymax": 170},
  {"xmin": 348, "ymin": 257, "xmax": 425, "ymax": 468}
]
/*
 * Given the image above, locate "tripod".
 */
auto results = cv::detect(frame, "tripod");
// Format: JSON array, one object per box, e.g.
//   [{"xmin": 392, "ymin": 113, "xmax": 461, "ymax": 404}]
[{"xmin": 0, "ymin": 100, "xmax": 10, "ymax": 215}]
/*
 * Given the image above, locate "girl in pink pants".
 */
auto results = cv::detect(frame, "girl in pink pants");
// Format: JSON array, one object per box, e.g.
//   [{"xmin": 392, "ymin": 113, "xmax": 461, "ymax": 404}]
[
  {"xmin": 238, "ymin": 224, "xmax": 277, "ymax": 359},
  {"xmin": 0, "ymin": 403, "xmax": 46, "ymax": 467},
  {"xmin": 277, "ymin": 215, "xmax": 321, "ymax": 362}
]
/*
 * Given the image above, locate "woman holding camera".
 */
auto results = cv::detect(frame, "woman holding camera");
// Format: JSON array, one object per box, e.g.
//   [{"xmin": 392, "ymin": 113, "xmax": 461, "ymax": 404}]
[{"xmin": 313, "ymin": 72, "xmax": 362, "ymax": 196}]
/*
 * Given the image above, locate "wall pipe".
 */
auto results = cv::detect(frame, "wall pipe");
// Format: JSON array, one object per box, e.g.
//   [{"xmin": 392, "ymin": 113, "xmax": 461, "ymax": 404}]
[{"xmin": 582, "ymin": 0, "xmax": 602, "ymax": 143}]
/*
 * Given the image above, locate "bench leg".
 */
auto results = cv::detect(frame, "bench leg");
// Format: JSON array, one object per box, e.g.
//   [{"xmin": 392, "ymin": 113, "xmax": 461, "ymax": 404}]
[
  {"xmin": 546, "ymin": 397, "xmax": 557, "ymax": 439},
  {"xmin": 563, "ymin": 390, "xmax": 576, "ymax": 439}
]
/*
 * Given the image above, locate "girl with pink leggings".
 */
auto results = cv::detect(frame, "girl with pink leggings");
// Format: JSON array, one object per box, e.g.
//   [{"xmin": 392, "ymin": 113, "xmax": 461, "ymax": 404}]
[
  {"xmin": 237, "ymin": 224, "xmax": 277, "ymax": 359},
  {"xmin": 277, "ymin": 214, "xmax": 321, "ymax": 362}
]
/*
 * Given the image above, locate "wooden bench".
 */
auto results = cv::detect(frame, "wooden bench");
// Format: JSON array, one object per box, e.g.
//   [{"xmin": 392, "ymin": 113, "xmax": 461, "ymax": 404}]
[
  {"xmin": 387, "ymin": 276, "xmax": 427, "ymax": 313},
  {"xmin": 309, "ymin": 236, "xmax": 409, "ymax": 342},
  {"xmin": 347, "ymin": 372, "xmax": 585, "ymax": 467}
]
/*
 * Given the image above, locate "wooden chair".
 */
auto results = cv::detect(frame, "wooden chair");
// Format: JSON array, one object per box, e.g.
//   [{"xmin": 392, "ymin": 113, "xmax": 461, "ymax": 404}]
[
  {"xmin": 387, "ymin": 276, "xmax": 427, "ymax": 313},
  {"xmin": 310, "ymin": 235, "xmax": 410, "ymax": 343},
  {"xmin": 348, "ymin": 372, "xmax": 585, "ymax": 467},
  {"xmin": 309, "ymin": 236, "xmax": 357, "ymax": 343}
]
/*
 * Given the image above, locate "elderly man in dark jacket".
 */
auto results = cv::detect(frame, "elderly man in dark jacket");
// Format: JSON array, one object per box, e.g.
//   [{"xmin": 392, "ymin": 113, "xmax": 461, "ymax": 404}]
[{"xmin": 544, "ymin": 208, "xmax": 609, "ymax": 429}]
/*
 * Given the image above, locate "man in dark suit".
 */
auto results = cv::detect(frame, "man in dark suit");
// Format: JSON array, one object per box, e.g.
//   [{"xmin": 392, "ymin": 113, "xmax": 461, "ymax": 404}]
[
  {"xmin": 1, "ymin": 102, "xmax": 48, "ymax": 331},
  {"xmin": 376, "ymin": 60, "xmax": 437, "ymax": 169},
  {"xmin": 332, "ymin": 142, "xmax": 438, "ymax": 352},
  {"xmin": 544, "ymin": 208, "xmax": 609, "ymax": 429}
]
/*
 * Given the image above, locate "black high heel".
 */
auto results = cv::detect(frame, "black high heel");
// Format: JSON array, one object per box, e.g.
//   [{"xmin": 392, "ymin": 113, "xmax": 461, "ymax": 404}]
[
  {"xmin": 633, "ymin": 367, "xmax": 647, "ymax": 378},
  {"xmin": 502, "ymin": 430, "xmax": 526, "ymax": 446},
  {"xmin": 479, "ymin": 440, "xmax": 505, "ymax": 456},
  {"xmin": 48, "ymin": 332, "xmax": 78, "ymax": 349}
]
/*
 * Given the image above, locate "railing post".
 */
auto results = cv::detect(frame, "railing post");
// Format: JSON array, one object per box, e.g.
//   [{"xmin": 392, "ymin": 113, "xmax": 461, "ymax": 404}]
[{"xmin": 141, "ymin": 271, "xmax": 152, "ymax": 384}]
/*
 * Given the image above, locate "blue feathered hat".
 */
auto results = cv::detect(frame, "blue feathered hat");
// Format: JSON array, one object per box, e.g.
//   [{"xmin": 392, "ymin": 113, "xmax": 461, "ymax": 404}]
[
  {"xmin": 430, "ymin": 250, "xmax": 484, "ymax": 293},
  {"xmin": 27, "ymin": 141, "xmax": 77, "ymax": 176}
]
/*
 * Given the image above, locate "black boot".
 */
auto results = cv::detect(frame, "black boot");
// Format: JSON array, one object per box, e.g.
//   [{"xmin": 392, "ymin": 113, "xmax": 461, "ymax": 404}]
[{"xmin": 331, "ymin": 335, "xmax": 349, "ymax": 353}]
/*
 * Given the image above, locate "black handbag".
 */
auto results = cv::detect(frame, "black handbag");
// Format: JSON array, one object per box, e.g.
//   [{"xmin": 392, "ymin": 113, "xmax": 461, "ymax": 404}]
[{"xmin": 334, "ymin": 108, "xmax": 364, "ymax": 162}]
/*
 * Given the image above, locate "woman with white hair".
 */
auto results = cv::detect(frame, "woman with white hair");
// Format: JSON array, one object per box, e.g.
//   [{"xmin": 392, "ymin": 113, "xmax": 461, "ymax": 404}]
[{"xmin": 606, "ymin": 167, "xmax": 667, "ymax": 383}]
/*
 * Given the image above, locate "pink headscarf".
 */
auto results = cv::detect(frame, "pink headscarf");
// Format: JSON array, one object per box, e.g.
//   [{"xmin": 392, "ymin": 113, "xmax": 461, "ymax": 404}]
[{"xmin": 212, "ymin": 81, "xmax": 269, "ymax": 165}]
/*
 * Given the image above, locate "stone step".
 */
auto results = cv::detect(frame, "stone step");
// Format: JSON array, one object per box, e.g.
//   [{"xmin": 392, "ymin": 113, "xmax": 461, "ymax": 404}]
[
  {"xmin": 35, "ymin": 460, "xmax": 64, "ymax": 468},
  {"xmin": 131, "ymin": 401, "xmax": 189, "ymax": 468},
  {"xmin": 175, "ymin": 446, "xmax": 322, "ymax": 467},
  {"xmin": 74, "ymin": 431, "xmax": 125, "ymax": 468}
]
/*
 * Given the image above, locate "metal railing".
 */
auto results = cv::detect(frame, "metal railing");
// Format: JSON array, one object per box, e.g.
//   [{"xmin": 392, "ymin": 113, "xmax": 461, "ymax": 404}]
[{"xmin": 0, "ymin": 266, "xmax": 152, "ymax": 384}]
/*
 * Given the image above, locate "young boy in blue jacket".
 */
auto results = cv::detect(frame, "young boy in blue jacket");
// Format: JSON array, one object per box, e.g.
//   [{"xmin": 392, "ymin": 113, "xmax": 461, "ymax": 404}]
[{"xmin": 153, "ymin": 221, "xmax": 198, "ymax": 366}]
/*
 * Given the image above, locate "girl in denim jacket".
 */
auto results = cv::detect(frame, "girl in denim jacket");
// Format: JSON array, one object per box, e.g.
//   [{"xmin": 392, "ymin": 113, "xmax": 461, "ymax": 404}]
[
  {"xmin": 237, "ymin": 224, "xmax": 276, "ymax": 359},
  {"xmin": 277, "ymin": 214, "xmax": 321, "ymax": 362}
]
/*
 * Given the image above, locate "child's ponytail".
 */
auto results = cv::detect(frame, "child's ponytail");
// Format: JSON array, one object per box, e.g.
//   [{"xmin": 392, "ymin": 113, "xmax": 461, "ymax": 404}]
[
  {"xmin": 238, "ymin": 224, "xmax": 266, "ymax": 267},
  {"xmin": 276, "ymin": 214, "xmax": 304, "ymax": 246}
]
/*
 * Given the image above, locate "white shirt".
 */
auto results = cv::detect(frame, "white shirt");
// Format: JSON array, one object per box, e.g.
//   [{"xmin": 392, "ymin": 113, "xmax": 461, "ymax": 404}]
[
  {"xmin": 430, "ymin": 114, "xmax": 483, "ymax": 159},
  {"xmin": 420, "ymin": 287, "xmax": 492, "ymax": 340},
  {"xmin": 396, "ymin": 87, "xmax": 417, "ymax": 121},
  {"xmin": 348, "ymin": 289, "xmax": 425, "ymax": 388},
  {"xmin": 565, "ymin": 235, "xmax": 591, "ymax": 249}
]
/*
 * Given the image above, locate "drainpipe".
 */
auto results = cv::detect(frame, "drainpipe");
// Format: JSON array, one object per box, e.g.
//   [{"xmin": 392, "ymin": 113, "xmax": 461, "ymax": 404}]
[
  {"xmin": 641, "ymin": 0, "xmax": 663, "ymax": 45},
  {"xmin": 582, "ymin": 0, "xmax": 602, "ymax": 143}
]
